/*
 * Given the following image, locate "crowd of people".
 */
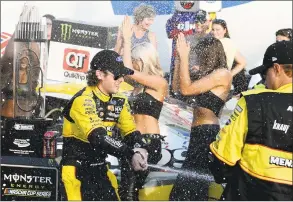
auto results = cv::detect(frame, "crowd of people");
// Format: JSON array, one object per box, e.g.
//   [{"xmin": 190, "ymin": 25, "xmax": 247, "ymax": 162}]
[
  {"xmin": 59, "ymin": 3, "xmax": 292, "ymax": 201},
  {"xmin": 1, "ymin": 2, "xmax": 292, "ymax": 201}
]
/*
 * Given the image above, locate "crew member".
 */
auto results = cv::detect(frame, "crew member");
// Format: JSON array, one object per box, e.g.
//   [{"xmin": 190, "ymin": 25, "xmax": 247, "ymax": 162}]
[{"xmin": 209, "ymin": 41, "xmax": 293, "ymax": 200}]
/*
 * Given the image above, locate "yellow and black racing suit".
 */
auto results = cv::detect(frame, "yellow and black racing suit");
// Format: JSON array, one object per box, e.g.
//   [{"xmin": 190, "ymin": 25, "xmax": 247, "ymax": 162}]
[
  {"xmin": 209, "ymin": 83, "xmax": 292, "ymax": 200},
  {"xmin": 61, "ymin": 86, "xmax": 147, "ymax": 201}
]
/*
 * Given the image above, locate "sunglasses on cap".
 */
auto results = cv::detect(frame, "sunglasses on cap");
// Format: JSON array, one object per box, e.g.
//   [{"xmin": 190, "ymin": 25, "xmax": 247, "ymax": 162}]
[
  {"xmin": 212, "ymin": 19, "xmax": 227, "ymax": 26},
  {"xmin": 260, "ymin": 66, "xmax": 274, "ymax": 80},
  {"xmin": 109, "ymin": 71, "xmax": 124, "ymax": 81}
]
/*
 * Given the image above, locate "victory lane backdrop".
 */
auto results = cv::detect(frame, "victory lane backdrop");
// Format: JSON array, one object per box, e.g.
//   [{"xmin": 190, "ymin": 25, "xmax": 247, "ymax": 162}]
[
  {"xmin": 1, "ymin": 164, "xmax": 58, "ymax": 201},
  {"xmin": 47, "ymin": 19, "xmax": 118, "ymax": 83}
]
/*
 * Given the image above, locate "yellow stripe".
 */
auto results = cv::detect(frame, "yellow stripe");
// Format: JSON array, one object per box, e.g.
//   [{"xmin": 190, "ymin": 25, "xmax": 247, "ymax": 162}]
[
  {"xmin": 62, "ymin": 166, "xmax": 82, "ymax": 201},
  {"xmin": 240, "ymin": 144, "xmax": 292, "ymax": 185},
  {"xmin": 106, "ymin": 166, "xmax": 121, "ymax": 201},
  {"xmin": 239, "ymin": 163, "xmax": 292, "ymax": 185},
  {"xmin": 210, "ymin": 143, "xmax": 292, "ymax": 185},
  {"xmin": 210, "ymin": 144, "xmax": 236, "ymax": 166}
]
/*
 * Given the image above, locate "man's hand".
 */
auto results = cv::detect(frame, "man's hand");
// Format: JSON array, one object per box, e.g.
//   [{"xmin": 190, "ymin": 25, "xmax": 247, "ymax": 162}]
[{"xmin": 131, "ymin": 148, "xmax": 148, "ymax": 171}]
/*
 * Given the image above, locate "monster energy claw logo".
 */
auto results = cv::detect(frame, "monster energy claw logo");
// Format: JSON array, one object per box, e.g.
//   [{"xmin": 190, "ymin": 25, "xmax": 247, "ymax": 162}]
[{"xmin": 60, "ymin": 24, "xmax": 72, "ymax": 41}]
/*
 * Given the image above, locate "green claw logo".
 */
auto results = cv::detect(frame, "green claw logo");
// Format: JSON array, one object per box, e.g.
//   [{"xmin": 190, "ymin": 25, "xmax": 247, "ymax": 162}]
[{"xmin": 60, "ymin": 24, "xmax": 72, "ymax": 41}]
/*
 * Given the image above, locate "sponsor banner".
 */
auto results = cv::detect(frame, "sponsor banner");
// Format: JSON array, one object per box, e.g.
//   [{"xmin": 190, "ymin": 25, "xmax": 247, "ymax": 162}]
[
  {"xmin": 1, "ymin": 119, "xmax": 52, "ymax": 158},
  {"xmin": 51, "ymin": 20, "xmax": 118, "ymax": 49},
  {"xmin": 47, "ymin": 42, "xmax": 102, "ymax": 83},
  {"xmin": 1, "ymin": 164, "xmax": 58, "ymax": 201}
]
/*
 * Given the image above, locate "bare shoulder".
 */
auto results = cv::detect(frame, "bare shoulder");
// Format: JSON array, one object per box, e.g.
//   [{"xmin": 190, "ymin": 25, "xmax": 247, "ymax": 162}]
[
  {"xmin": 212, "ymin": 68, "xmax": 233, "ymax": 87},
  {"xmin": 148, "ymin": 31, "xmax": 156, "ymax": 39}
]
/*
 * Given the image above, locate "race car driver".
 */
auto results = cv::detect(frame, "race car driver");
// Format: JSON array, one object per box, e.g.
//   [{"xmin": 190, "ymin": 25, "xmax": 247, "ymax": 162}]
[
  {"xmin": 208, "ymin": 40, "xmax": 292, "ymax": 200},
  {"xmin": 61, "ymin": 50, "xmax": 149, "ymax": 201}
]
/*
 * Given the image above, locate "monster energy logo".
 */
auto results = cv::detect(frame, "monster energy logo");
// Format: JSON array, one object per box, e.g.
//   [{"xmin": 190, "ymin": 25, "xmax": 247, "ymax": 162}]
[{"xmin": 60, "ymin": 24, "xmax": 72, "ymax": 41}]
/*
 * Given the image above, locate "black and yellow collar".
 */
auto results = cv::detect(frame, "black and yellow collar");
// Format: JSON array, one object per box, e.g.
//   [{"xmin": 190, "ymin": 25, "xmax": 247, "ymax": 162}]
[{"xmin": 91, "ymin": 86, "xmax": 111, "ymax": 102}]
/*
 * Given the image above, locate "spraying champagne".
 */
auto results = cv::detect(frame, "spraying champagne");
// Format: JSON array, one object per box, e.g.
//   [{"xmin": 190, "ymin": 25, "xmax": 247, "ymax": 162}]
[{"xmin": 147, "ymin": 163, "xmax": 215, "ymax": 182}]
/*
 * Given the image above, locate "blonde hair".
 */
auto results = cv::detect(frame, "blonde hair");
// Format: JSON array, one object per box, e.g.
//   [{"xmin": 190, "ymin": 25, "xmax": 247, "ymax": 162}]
[{"xmin": 131, "ymin": 42, "xmax": 163, "ymax": 77}]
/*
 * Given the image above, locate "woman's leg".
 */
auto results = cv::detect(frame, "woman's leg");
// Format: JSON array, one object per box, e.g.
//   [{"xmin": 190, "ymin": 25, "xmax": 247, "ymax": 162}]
[{"xmin": 169, "ymin": 125, "xmax": 220, "ymax": 201}]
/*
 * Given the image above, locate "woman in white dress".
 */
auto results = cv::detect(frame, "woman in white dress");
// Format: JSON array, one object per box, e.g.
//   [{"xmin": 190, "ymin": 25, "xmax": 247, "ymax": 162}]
[{"xmin": 212, "ymin": 19, "xmax": 248, "ymax": 95}]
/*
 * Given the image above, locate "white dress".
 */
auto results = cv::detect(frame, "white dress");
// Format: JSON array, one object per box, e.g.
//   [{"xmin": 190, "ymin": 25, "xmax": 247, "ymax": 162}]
[{"xmin": 219, "ymin": 38, "xmax": 237, "ymax": 70}]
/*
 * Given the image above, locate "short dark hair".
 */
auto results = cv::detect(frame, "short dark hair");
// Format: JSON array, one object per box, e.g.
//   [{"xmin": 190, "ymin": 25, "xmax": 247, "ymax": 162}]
[
  {"xmin": 275, "ymin": 28, "xmax": 292, "ymax": 40},
  {"xmin": 43, "ymin": 14, "xmax": 55, "ymax": 21},
  {"xmin": 212, "ymin": 19, "xmax": 231, "ymax": 38},
  {"xmin": 191, "ymin": 37, "xmax": 228, "ymax": 80},
  {"xmin": 87, "ymin": 69, "xmax": 109, "ymax": 86}
]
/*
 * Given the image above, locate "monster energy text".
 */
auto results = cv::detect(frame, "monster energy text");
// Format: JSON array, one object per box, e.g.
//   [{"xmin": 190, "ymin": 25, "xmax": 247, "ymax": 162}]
[{"xmin": 61, "ymin": 24, "xmax": 99, "ymax": 41}]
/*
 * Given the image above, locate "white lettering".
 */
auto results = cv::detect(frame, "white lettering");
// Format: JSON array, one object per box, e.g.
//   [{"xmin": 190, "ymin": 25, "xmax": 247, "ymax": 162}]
[
  {"xmin": 287, "ymin": 106, "xmax": 293, "ymax": 112},
  {"xmin": 14, "ymin": 124, "xmax": 34, "ymax": 131},
  {"xmin": 46, "ymin": 177, "xmax": 53, "ymax": 184},
  {"xmin": 104, "ymin": 136, "xmax": 123, "ymax": 148},
  {"xmin": 4, "ymin": 174, "xmax": 12, "ymax": 181},
  {"xmin": 40, "ymin": 177, "xmax": 45, "ymax": 183},
  {"xmin": 108, "ymin": 112, "xmax": 119, "ymax": 118},
  {"xmin": 270, "ymin": 156, "xmax": 292, "ymax": 168},
  {"xmin": 272, "ymin": 120, "xmax": 289, "ymax": 134},
  {"xmin": 3, "ymin": 174, "xmax": 53, "ymax": 184}
]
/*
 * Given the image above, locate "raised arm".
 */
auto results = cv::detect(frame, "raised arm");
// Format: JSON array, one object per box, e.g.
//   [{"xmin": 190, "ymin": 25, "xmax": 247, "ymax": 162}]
[
  {"xmin": 114, "ymin": 28, "xmax": 124, "ymax": 55},
  {"xmin": 176, "ymin": 33, "xmax": 232, "ymax": 96},
  {"xmin": 171, "ymin": 54, "xmax": 181, "ymax": 92},
  {"xmin": 121, "ymin": 16, "xmax": 167, "ymax": 94}
]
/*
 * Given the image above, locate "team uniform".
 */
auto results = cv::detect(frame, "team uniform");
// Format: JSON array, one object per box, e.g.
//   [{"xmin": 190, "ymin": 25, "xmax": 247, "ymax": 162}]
[
  {"xmin": 61, "ymin": 86, "xmax": 146, "ymax": 201},
  {"xmin": 209, "ymin": 83, "xmax": 293, "ymax": 200}
]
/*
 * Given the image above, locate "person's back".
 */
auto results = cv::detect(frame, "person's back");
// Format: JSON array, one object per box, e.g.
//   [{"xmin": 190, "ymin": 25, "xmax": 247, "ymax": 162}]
[
  {"xmin": 170, "ymin": 34, "xmax": 232, "ymax": 201},
  {"xmin": 235, "ymin": 86, "xmax": 292, "ymax": 200},
  {"xmin": 119, "ymin": 17, "xmax": 168, "ymax": 201},
  {"xmin": 209, "ymin": 40, "xmax": 293, "ymax": 201}
]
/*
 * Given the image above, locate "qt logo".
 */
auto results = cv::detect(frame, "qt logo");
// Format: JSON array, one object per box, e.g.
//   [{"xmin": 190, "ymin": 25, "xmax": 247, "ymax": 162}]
[{"xmin": 63, "ymin": 48, "xmax": 89, "ymax": 72}]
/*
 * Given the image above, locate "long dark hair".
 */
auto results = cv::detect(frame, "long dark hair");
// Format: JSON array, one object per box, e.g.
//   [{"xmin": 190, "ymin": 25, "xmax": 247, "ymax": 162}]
[
  {"xmin": 191, "ymin": 37, "xmax": 228, "ymax": 80},
  {"xmin": 212, "ymin": 19, "xmax": 230, "ymax": 38}
]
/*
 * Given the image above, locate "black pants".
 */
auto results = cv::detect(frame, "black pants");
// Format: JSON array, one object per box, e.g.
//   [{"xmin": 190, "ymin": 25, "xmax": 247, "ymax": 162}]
[
  {"xmin": 61, "ymin": 163, "xmax": 119, "ymax": 201},
  {"xmin": 169, "ymin": 124, "xmax": 220, "ymax": 201},
  {"xmin": 119, "ymin": 134, "xmax": 162, "ymax": 201}
]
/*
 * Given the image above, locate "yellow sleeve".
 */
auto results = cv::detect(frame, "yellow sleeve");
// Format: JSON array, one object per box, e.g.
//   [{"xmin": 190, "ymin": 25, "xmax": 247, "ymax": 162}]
[
  {"xmin": 70, "ymin": 96, "xmax": 105, "ymax": 138},
  {"xmin": 210, "ymin": 97, "xmax": 248, "ymax": 166},
  {"xmin": 116, "ymin": 97, "xmax": 136, "ymax": 136}
]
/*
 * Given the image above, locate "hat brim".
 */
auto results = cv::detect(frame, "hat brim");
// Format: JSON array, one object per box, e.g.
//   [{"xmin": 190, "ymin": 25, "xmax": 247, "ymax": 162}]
[
  {"xmin": 112, "ymin": 66, "xmax": 134, "ymax": 78},
  {"xmin": 249, "ymin": 65, "xmax": 268, "ymax": 75}
]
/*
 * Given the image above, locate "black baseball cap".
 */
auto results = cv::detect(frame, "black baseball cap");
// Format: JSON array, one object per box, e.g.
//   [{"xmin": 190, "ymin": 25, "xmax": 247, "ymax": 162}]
[
  {"xmin": 249, "ymin": 41, "xmax": 292, "ymax": 75},
  {"xmin": 90, "ymin": 50, "xmax": 134, "ymax": 79},
  {"xmin": 195, "ymin": 10, "xmax": 207, "ymax": 24}
]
